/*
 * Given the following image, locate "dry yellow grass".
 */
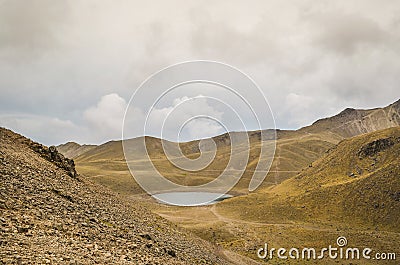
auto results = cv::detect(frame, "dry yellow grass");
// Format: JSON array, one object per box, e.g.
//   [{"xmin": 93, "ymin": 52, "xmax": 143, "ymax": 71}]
[{"xmin": 75, "ymin": 130, "xmax": 337, "ymax": 196}]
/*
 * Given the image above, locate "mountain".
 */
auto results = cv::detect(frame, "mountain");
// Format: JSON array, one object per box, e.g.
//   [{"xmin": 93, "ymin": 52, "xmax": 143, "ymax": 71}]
[
  {"xmin": 57, "ymin": 142, "xmax": 96, "ymax": 159},
  {"xmin": 301, "ymin": 98, "xmax": 400, "ymax": 137},
  {"xmin": 0, "ymin": 127, "xmax": 230, "ymax": 264},
  {"xmin": 65, "ymin": 99, "xmax": 400, "ymax": 196}
]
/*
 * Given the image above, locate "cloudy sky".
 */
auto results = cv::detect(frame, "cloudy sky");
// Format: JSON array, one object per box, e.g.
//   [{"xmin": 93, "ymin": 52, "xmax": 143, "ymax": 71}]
[{"xmin": 1, "ymin": 0, "xmax": 399, "ymax": 145}]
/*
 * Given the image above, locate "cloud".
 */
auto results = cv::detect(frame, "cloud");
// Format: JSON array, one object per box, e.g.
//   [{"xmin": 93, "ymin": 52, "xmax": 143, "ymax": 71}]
[
  {"xmin": 0, "ymin": 0, "xmax": 69, "ymax": 61},
  {"xmin": 0, "ymin": 113, "xmax": 80, "ymax": 145},
  {"xmin": 0, "ymin": 0, "xmax": 400, "ymax": 144},
  {"xmin": 83, "ymin": 93, "xmax": 127, "ymax": 142},
  {"xmin": 145, "ymin": 95, "xmax": 224, "ymax": 141},
  {"xmin": 284, "ymin": 93, "xmax": 315, "ymax": 126},
  {"xmin": 183, "ymin": 118, "xmax": 223, "ymax": 140},
  {"xmin": 1, "ymin": 93, "xmax": 135, "ymax": 145},
  {"xmin": 308, "ymin": 12, "xmax": 390, "ymax": 55}
]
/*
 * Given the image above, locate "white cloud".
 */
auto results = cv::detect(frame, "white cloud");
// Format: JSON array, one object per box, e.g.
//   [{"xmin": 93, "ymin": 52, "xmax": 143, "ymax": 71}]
[
  {"xmin": 284, "ymin": 93, "xmax": 315, "ymax": 127},
  {"xmin": 83, "ymin": 93, "xmax": 127, "ymax": 142},
  {"xmin": 183, "ymin": 118, "xmax": 223, "ymax": 140},
  {"xmin": 145, "ymin": 95, "xmax": 224, "ymax": 141},
  {"xmin": 0, "ymin": 113, "xmax": 80, "ymax": 145},
  {"xmin": 0, "ymin": 93, "xmax": 226, "ymax": 145},
  {"xmin": 1, "ymin": 93, "xmax": 134, "ymax": 145}
]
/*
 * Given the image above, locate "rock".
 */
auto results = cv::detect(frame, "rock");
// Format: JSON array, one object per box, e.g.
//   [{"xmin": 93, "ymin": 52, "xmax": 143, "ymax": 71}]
[
  {"xmin": 358, "ymin": 137, "xmax": 396, "ymax": 158},
  {"xmin": 166, "ymin": 249, "xmax": 176, "ymax": 257},
  {"xmin": 348, "ymin": 172, "xmax": 355, "ymax": 178},
  {"xmin": 29, "ymin": 142, "xmax": 77, "ymax": 177},
  {"xmin": 17, "ymin": 226, "xmax": 29, "ymax": 233},
  {"xmin": 139, "ymin": 233, "xmax": 152, "ymax": 240},
  {"xmin": 390, "ymin": 192, "xmax": 400, "ymax": 202}
]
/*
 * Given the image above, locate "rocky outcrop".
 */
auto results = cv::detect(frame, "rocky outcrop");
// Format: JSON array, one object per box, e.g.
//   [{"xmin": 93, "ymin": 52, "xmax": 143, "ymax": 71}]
[
  {"xmin": 358, "ymin": 137, "xmax": 398, "ymax": 158},
  {"xmin": 29, "ymin": 142, "xmax": 77, "ymax": 177}
]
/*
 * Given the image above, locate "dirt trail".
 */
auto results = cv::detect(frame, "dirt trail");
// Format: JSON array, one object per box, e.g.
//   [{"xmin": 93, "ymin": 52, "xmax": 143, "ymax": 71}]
[
  {"xmin": 157, "ymin": 203, "xmax": 339, "ymax": 235},
  {"xmin": 209, "ymin": 204, "xmax": 400, "ymax": 236}
]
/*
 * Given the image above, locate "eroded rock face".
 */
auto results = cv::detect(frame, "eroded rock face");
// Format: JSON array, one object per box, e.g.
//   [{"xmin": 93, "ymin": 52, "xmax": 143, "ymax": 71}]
[{"xmin": 305, "ymin": 99, "xmax": 400, "ymax": 138}]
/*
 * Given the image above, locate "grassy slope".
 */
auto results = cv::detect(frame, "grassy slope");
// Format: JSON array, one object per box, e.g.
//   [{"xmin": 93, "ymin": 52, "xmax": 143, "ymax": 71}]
[
  {"xmin": 74, "ymin": 130, "xmax": 337, "ymax": 196},
  {"xmin": 219, "ymin": 127, "xmax": 400, "ymax": 231}
]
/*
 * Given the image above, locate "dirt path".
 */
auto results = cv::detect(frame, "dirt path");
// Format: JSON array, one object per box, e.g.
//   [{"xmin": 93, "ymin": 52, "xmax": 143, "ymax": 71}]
[
  {"xmin": 156, "ymin": 203, "xmax": 338, "ymax": 232},
  {"xmin": 157, "ymin": 204, "xmax": 400, "ymax": 237}
]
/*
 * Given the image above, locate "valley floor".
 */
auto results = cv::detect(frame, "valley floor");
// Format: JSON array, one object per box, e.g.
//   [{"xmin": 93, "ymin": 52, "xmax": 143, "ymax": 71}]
[{"xmin": 147, "ymin": 196, "xmax": 399, "ymax": 265}]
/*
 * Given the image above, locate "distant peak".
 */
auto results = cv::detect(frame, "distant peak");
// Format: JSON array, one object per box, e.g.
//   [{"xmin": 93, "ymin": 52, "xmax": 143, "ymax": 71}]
[
  {"xmin": 336, "ymin": 108, "xmax": 357, "ymax": 117},
  {"xmin": 58, "ymin": 142, "xmax": 80, "ymax": 147},
  {"xmin": 339, "ymin": 107, "xmax": 356, "ymax": 115}
]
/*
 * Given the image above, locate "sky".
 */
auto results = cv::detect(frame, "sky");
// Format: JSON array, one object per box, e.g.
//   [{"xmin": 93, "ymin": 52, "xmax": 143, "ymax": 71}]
[{"xmin": 0, "ymin": 0, "xmax": 399, "ymax": 145}]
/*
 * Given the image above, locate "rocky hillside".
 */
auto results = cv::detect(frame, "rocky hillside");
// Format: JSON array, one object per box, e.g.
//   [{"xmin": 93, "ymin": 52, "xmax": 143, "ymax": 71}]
[
  {"xmin": 0, "ymin": 127, "xmax": 229, "ymax": 264},
  {"xmin": 285, "ymin": 126, "xmax": 400, "ymax": 230},
  {"xmin": 57, "ymin": 142, "xmax": 96, "ymax": 159}
]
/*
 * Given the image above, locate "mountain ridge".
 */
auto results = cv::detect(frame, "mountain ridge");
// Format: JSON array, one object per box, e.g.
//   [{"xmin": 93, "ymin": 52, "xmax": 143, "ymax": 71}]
[
  {"xmin": 302, "ymin": 98, "xmax": 400, "ymax": 138},
  {"xmin": 63, "ymin": 99, "xmax": 400, "ymax": 195},
  {"xmin": 57, "ymin": 141, "xmax": 96, "ymax": 159},
  {"xmin": 58, "ymin": 98, "xmax": 400, "ymax": 160}
]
